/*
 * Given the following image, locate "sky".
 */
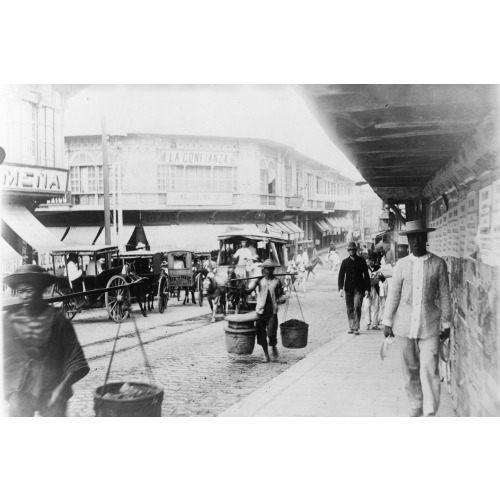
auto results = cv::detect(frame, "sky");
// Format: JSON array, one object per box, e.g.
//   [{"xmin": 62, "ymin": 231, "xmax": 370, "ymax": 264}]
[{"xmin": 63, "ymin": 84, "xmax": 364, "ymax": 182}]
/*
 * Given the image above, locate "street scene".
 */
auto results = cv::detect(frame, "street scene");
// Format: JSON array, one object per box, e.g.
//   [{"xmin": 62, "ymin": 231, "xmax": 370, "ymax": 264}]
[{"xmin": 1, "ymin": 83, "xmax": 499, "ymax": 419}]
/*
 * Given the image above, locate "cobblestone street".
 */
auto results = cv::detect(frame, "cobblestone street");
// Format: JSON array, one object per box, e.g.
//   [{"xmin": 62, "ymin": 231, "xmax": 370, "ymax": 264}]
[{"xmin": 67, "ymin": 258, "xmax": 348, "ymax": 417}]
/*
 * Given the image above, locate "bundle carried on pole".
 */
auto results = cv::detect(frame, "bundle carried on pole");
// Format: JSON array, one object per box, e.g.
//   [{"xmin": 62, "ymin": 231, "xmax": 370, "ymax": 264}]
[
  {"xmin": 224, "ymin": 312, "xmax": 258, "ymax": 356},
  {"xmin": 280, "ymin": 284, "xmax": 308, "ymax": 349},
  {"xmin": 94, "ymin": 312, "xmax": 163, "ymax": 417}
]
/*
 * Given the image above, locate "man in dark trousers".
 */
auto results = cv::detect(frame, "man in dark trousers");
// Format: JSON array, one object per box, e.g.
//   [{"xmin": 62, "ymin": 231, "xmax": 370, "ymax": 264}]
[{"xmin": 338, "ymin": 241, "xmax": 371, "ymax": 334}]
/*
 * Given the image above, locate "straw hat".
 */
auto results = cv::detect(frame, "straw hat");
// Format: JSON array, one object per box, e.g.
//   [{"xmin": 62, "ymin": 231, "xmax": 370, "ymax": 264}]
[
  {"xmin": 3, "ymin": 264, "xmax": 57, "ymax": 289},
  {"xmin": 136, "ymin": 242, "xmax": 146, "ymax": 249},
  {"xmin": 399, "ymin": 220, "xmax": 436, "ymax": 235},
  {"xmin": 261, "ymin": 259, "xmax": 278, "ymax": 268}
]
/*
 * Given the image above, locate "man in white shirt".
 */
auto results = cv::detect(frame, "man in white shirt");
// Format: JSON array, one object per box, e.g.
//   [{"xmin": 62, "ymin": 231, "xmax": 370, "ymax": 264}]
[
  {"xmin": 383, "ymin": 220, "xmax": 451, "ymax": 417},
  {"xmin": 233, "ymin": 240, "xmax": 253, "ymax": 266}
]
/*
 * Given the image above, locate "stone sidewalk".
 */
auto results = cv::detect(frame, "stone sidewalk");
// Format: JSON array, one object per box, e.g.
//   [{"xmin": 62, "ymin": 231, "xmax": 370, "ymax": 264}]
[{"xmin": 220, "ymin": 327, "xmax": 456, "ymax": 417}]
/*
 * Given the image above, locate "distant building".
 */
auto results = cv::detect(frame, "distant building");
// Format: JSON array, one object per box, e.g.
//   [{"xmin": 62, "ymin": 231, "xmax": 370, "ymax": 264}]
[{"xmin": 37, "ymin": 133, "xmax": 360, "ymax": 252}]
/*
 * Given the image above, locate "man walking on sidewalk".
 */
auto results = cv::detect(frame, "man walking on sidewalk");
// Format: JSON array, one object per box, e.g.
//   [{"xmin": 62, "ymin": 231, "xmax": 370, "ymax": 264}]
[
  {"xmin": 338, "ymin": 242, "xmax": 370, "ymax": 335},
  {"xmin": 382, "ymin": 220, "xmax": 451, "ymax": 417}
]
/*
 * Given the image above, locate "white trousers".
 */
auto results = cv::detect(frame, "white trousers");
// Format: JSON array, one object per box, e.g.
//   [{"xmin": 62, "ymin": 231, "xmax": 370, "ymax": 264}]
[
  {"xmin": 398, "ymin": 336, "xmax": 441, "ymax": 416},
  {"xmin": 362, "ymin": 288, "xmax": 379, "ymax": 327}
]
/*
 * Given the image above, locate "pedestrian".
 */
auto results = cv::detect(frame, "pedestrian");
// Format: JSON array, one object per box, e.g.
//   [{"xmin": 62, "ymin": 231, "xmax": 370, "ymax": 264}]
[
  {"xmin": 327, "ymin": 246, "xmax": 340, "ymax": 274},
  {"xmin": 377, "ymin": 249, "xmax": 394, "ymax": 326},
  {"xmin": 338, "ymin": 241, "xmax": 371, "ymax": 335},
  {"xmin": 246, "ymin": 259, "xmax": 287, "ymax": 362},
  {"xmin": 3, "ymin": 264, "xmax": 90, "ymax": 417},
  {"xmin": 362, "ymin": 251, "xmax": 384, "ymax": 330},
  {"xmin": 295, "ymin": 245, "xmax": 309, "ymax": 294},
  {"xmin": 382, "ymin": 220, "xmax": 451, "ymax": 417}
]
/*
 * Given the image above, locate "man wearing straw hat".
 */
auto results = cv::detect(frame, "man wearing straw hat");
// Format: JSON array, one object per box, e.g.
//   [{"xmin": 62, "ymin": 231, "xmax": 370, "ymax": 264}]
[
  {"xmin": 382, "ymin": 220, "xmax": 451, "ymax": 417},
  {"xmin": 3, "ymin": 265, "xmax": 89, "ymax": 417},
  {"xmin": 247, "ymin": 259, "xmax": 286, "ymax": 362}
]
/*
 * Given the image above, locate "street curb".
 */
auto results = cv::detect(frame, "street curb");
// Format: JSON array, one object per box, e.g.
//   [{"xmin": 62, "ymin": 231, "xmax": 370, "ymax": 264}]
[{"xmin": 219, "ymin": 331, "xmax": 354, "ymax": 417}]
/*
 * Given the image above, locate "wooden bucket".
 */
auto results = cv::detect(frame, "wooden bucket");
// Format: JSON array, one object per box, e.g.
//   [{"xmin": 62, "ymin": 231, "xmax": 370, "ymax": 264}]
[
  {"xmin": 94, "ymin": 381, "xmax": 164, "ymax": 417},
  {"xmin": 280, "ymin": 320, "xmax": 309, "ymax": 348},
  {"xmin": 224, "ymin": 312, "xmax": 258, "ymax": 355}
]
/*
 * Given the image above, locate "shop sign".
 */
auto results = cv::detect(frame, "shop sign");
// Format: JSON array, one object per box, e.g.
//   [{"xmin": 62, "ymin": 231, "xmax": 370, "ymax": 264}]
[
  {"xmin": 1, "ymin": 164, "xmax": 68, "ymax": 195},
  {"xmin": 163, "ymin": 150, "xmax": 237, "ymax": 166},
  {"xmin": 325, "ymin": 201, "xmax": 335, "ymax": 211},
  {"xmin": 168, "ymin": 192, "xmax": 233, "ymax": 205},
  {"xmin": 286, "ymin": 195, "xmax": 303, "ymax": 208}
]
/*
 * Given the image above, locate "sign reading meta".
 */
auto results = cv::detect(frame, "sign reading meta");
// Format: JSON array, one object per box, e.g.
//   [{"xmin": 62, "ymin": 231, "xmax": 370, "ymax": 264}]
[{"xmin": 1, "ymin": 163, "xmax": 68, "ymax": 195}]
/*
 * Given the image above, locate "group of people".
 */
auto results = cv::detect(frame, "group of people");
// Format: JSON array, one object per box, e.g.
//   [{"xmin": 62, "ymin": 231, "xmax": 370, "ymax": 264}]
[
  {"xmin": 338, "ymin": 220, "xmax": 451, "ymax": 417},
  {"xmin": 3, "ymin": 220, "xmax": 452, "ymax": 417}
]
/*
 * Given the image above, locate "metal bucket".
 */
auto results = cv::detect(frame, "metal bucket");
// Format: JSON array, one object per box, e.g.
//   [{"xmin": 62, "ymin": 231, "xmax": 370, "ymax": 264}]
[{"xmin": 94, "ymin": 381, "xmax": 164, "ymax": 417}]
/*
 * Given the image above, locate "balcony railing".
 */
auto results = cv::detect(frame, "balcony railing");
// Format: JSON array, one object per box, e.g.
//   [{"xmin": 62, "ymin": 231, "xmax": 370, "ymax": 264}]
[{"xmin": 67, "ymin": 192, "xmax": 355, "ymax": 212}]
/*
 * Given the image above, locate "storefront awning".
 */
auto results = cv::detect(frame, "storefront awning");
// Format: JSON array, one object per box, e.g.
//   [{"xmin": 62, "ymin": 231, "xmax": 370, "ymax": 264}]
[
  {"xmin": 314, "ymin": 219, "xmax": 332, "ymax": 235},
  {"xmin": 0, "ymin": 204, "xmax": 65, "ymax": 253},
  {"xmin": 1, "ymin": 237, "xmax": 22, "ymax": 261},
  {"xmin": 281, "ymin": 220, "xmax": 304, "ymax": 237},
  {"xmin": 60, "ymin": 226, "xmax": 101, "ymax": 245},
  {"xmin": 47, "ymin": 226, "xmax": 69, "ymax": 241},
  {"xmin": 143, "ymin": 224, "xmax": 223, "ymax": 253},
  {"xmin": 94, "ymin": 225, "xmax": 136, "ymax": 247}
]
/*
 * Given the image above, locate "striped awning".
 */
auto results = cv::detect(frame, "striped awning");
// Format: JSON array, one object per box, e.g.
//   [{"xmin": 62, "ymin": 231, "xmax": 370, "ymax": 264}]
[
  {"xmin": 314, "ymin": 219, "xmax": 332, "ymax": 235},
  {"xmin": 266, "ymin": 222, "xmax": 303, "ymax": 241}
]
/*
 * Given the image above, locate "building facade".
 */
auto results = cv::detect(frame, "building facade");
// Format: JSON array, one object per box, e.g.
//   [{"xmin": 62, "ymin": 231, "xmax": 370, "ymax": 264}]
[
  {"xmin": 0, "ymin": 85, "xmax": 78, "ymax": 275},
  {"xmin": 37, "ymin": 133, "xmax": 360, "ymax": 253}
]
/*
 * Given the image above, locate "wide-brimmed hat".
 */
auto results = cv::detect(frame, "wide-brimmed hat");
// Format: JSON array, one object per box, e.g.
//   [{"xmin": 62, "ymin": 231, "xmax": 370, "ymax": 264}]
[
  {"xmin": 261, "ymin": 259, "xmax": 278, "ymax": 268},
  {"xmin": 3, "ymin": 264, "xmax": 57, "ymax": 289},
  {"xmin": 136, "ymin": 242, "xmax": 146, "ymax": 249},
  {"xmin": 347, "ymin": 242, "xmax": 357, "ymax": 250},
  {"xmin": 399, "ymin": 220, "xmax": 436, "ymax": 236},
  {"xmin": 367, "ymin": 251, "xmax": 377, "ymax": 260}
]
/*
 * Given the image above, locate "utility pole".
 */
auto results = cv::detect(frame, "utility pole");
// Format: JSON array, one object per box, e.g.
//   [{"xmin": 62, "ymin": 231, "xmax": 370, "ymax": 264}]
[{"xmin": 102, "ymin": 116, "xmax": 111, "ymax": 245}]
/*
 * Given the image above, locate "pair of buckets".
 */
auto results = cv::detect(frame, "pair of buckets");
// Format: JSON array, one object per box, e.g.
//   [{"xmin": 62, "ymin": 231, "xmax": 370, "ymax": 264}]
[{"xmin": 224, "ymin": 312, "xmax": 308, "ymax": 355}]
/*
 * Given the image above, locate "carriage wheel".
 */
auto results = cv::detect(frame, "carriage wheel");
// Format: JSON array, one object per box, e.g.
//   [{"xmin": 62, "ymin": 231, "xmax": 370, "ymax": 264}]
[
  {"xmin": 52, "ymin": 289, "xmax": 78, "ymax": 320},
  {"xmin": 158, "ymin": 275, "xmax": 168, "ymax": 314},
  {"xmin": 105, "ymin": 275, "xmax": 130, "ymax": 323},
  {"xmin": 197, "ymin": 274, "xmax": 204, "ymax": 307}
]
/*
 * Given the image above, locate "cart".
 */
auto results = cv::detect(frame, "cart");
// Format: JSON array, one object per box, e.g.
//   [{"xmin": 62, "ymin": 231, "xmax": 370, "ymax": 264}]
[{"xmin": 117, "ymin": 250, "xmax": 168, "ymax": 315}]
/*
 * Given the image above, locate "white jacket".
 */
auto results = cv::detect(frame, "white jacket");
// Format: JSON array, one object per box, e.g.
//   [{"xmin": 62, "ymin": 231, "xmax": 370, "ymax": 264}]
[{"xmin": 383, "ymin": 252, "xmax": 451, "ymax": 339}]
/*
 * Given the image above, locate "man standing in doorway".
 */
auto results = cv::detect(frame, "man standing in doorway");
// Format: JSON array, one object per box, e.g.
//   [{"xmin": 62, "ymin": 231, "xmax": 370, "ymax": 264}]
[
  {"xmin": 382, "ymin": 220, "xmax": 451, "ymax": 417},
  {"xmin": 338, "ymin": 241, "xmax": 370, "ymax": 335}
]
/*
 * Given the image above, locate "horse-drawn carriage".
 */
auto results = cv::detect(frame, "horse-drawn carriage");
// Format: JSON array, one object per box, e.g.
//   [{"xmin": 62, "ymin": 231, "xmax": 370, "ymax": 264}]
[
  {"xmin": 203, "ymin": 230, "xmax": 291, "ymax": 317},
  {"xmin": 50, "ymin": 245, "xmax": 131, "ymax": 322},
  {"xmin": 50, "ymin": 245, "xmax": 168, "ymax": 322},
  {"xmin": 116, "ymin": 250, "xmax": 168, "ymax": 315},
  {"xmin": 164, "ymin": 250, "xmax": 205, "ymax": 306}
]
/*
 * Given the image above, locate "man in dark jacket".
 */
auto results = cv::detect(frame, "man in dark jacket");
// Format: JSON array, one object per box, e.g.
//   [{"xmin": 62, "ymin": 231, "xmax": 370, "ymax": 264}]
[
  {"xmin": 3, "ymin": 265, "xmax": 90, "ymax": 416},
  {"xmin": 338, "ymin": 242, "xmax": 371, "ymax": 334}
]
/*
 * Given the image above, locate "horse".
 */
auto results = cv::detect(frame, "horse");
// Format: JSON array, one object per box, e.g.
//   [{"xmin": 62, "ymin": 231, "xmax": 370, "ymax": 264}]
[
  {"xmin": 130, "ymin": 276, "xmax": 156, "ymax": 317},
  {"xmin": 202, "ymin": 272, "xmax": 227, "ymax": 322},
  {"xmin": 306, "ymin": 257, "xmax": 323, "ymax": 281}
]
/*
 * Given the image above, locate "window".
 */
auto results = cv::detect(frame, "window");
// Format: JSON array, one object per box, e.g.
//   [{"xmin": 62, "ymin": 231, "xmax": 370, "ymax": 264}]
[
  {"xmin": 268, "ymin": 160, "xmax": 276, "ymax": 194},
  {"xmin": 260, "ymin": 159, "xmax": 268, "ymax": 194},
  {"xmin": 186, "ymin": 165, "xmax": 211, "ymax": 192},
  {"xmin": 213, "ymin": 166, "xmax": 232, "ymax": 192},
  {"xmin": 157, "ymin": 165, "xmax": 185, "ymax": 192},
  {"xmin": 70, "ymin": 166, "xmax": 80, "ymax": 192},
  {"xmin": 284, "ymin": 165, "xmax": 293, "ymax": 195}
]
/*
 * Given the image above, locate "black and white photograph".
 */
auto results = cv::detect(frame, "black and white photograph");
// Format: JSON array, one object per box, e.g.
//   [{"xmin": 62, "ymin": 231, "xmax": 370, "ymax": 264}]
[{"xmin": 1, "ymin": 2, "xmax": 499, "ymax": 500}]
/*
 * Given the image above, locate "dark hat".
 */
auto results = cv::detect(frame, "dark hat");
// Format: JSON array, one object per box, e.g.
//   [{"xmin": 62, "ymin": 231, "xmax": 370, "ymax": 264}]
[
  {"xmin": 368, "ymin": 251, "xmax": 377, "ymax": 260},
  {"xmin": 347, "ymin": 242, "xmax": 357, "ymax": 250},
  {"xmin": 261, "ymin": 259, "xmax": 278, "ymax": 268},
  {"xmin": 3, "ymin": 264, "xmax": 57, "ymax": 289},
  {"xmin": 399, "ymin": 220, "xmax": 436, "ymax": 236}
]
